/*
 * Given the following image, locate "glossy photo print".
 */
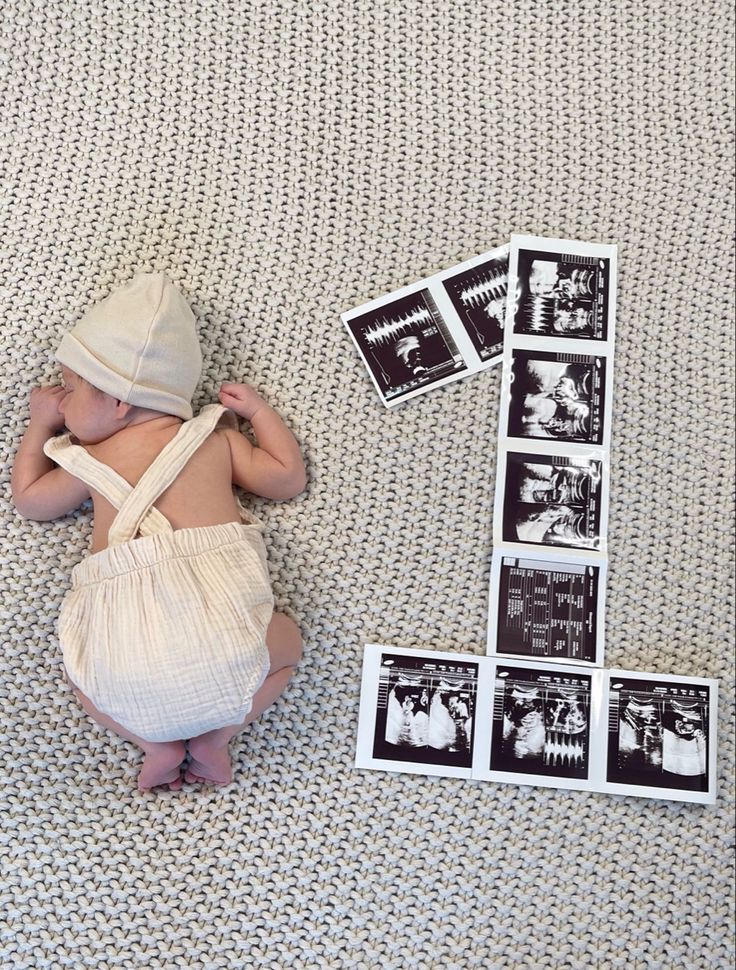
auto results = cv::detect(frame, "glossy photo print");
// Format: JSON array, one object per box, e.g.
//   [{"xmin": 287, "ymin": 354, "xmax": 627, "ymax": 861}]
[
  {"xmin": 488, "ymin": 664, "xmax": 593, "ymax": 781},
  {"xmin": 488, "ymin": 552, "xmax": 603, "ymax": 665},
  {"xmin": 344, "ymin": 289, "xmax": 467, "ymax": 403},
  {"xmin": 605, "ymin": 676, "xmax": 713, "ymax": 795},
  {"xmin": 356, "ymin": 645, "xmax": 480, "ymax": 778},
  {"xmin": 440, "ymin": 249, "xmax": 509, "ymax": 361},
  {"xmin": 500, "ymin": 453, "xmax": 605, "ymax": 552},
  {"xmin": 512, "ymin": 246, "xmax": 611, "ymax": 341},
  {"xmin": 506, "ymin": 350, "xmax": 607, "ymax": 445}
]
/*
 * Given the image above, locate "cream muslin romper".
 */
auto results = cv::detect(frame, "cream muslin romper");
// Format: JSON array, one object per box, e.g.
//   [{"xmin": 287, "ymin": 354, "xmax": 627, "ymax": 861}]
[{"xmin": 43, "ymin": 405, "xmax": 274, "ymax": 743}]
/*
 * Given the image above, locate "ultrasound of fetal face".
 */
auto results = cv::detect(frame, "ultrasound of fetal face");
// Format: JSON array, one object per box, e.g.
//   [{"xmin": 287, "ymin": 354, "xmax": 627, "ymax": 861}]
[{"xmin": 508, "ymin": 352, "xmax": 604, "ymax": 445}]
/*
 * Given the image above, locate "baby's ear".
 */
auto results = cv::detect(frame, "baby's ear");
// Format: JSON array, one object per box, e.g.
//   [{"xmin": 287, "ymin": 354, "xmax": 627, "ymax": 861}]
[{"xmin": 113, "ymin": 400, "xmax": 135, "ymax": 419}]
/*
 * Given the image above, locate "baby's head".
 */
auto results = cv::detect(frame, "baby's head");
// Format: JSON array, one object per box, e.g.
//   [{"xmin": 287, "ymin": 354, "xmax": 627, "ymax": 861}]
[{"xmin": 56, "ymin": 273, "xmax": 202, "ymax": 440}]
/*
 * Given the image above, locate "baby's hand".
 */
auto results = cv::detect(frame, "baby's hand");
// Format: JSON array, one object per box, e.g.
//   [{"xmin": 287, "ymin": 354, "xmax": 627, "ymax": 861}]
[
  {"xmin": 218, "ymin": 383, "xmax": 267, "ymax": 421},
  {"xmin": 29, "ymin": 385, "xmax": 67, "ymax": 433}
]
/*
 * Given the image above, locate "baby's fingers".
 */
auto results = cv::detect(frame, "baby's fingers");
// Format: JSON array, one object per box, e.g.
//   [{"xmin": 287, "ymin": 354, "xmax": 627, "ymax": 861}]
[
  {"xmin": 30, "ymin": 385, "xmax": 64, "ymax": 406},
  {"xmin": 218, "ymin": 390, "xmax": 244, "ymax": 410},
  {"xmin": 31, "ymin": 384, "xmax": 62, "ymax": 395},
  {"xmin": 219, "ymin": 382, "xmax": 247, "ymax": 398},
  {"xmin": 218, "ymin": 383, "xmax": 263, "ymax": 421},
  {"xmin": 218, "ymin": 388, "xmax": 248, "ymax": 418}
]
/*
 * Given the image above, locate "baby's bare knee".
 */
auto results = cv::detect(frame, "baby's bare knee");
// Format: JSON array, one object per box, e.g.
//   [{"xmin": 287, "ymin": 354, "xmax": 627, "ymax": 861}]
[
  {"xmin": 267, "ymin": 611, "xmax": 303, "ymax": 666},
  {"xmin": 282, "ymin": 613, "xmax": 303, "ymax": 664}
]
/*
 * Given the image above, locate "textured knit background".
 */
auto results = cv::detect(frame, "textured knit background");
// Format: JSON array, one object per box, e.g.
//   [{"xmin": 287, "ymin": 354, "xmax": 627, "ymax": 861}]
[{"xmin": 1, "ymin": 1, "xmax": 734, "ymax": 967}]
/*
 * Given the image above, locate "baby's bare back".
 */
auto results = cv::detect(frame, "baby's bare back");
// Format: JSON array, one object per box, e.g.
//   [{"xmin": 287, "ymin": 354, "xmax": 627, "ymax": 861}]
[{"xmin": 84, "ymin": 418, "xmax": 241, "ymax": 553}]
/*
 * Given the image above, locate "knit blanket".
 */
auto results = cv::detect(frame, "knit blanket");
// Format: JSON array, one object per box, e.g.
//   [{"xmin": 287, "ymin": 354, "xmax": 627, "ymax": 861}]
[{"xmin": 1, "ymin": 1, "xmax": 734, "ymax": 966}]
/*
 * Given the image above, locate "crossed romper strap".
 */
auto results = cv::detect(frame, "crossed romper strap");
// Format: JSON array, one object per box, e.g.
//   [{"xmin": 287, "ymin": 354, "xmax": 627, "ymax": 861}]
[{"xmin": 44, "ymin": 404, "xmax": 230, "ymax": 546}]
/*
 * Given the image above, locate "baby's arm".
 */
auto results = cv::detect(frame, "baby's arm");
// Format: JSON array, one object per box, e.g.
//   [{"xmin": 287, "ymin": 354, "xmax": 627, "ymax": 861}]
[
  {"xmin": 11, "ymin": 387, "xmax": 90, "ymax": 520},
  {"xmin": 218, "ymin": 383, "xmax": 306, "ymax": 500}
]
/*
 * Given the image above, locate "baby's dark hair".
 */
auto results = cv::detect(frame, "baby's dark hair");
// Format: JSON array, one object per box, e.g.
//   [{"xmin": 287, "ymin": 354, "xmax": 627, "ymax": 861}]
[
  {"xmin": 62, "ymin": 368, "xmax": 106, "ymax": 398},
  {"xmin": 81, "ymin": 376, "xmax": 108, "ymax": 398}
]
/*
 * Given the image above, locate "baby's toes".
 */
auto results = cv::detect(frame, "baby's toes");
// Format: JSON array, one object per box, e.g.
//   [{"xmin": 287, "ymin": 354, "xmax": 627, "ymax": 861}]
[{"xmin": 184, "ymin": 770, "xmax": 201, "ymax": 784}]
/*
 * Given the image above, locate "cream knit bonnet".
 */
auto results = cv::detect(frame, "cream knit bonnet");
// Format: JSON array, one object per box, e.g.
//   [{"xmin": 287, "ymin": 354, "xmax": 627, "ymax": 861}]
[{"xmin": 55, "ymin": 272, "xmax": 202, "ymax": 420}]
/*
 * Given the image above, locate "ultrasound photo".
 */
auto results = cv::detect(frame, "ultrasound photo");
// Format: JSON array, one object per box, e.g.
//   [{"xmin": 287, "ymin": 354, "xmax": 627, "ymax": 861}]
[
  {"xmin": 489, "ymin": 665, "xmax": 592, "ymax": 779},
  {"xmin": 493, "ymin": 556, "xmax": 600, "ymax": 664},
  {"xmin": 441, "ymin": 250, "xmax": 509, "ymax": 361},
  {"xmin": 345, "ymin": 289, "xmax": 466, "ymax": 402},
  {"xmin": 512, "ymin": 248, "xmax": 610, "ymax": 341},
  {"xmin": 606, "ymin": 677, "xmax": 711, "ymax": 793},
  {"xmin": 372, "ymin": 652, "xmax": 479, "ymax": 769},
  {"xmin": 507, "ymin": 350, "xmax": 606, "ymax": 445},
  {"xmin": 502, "ymin": 453, "xmax": 604, "ymax": 551}
]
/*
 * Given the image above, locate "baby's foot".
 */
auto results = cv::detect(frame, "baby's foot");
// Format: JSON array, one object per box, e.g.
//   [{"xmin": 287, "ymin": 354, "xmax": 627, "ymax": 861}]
[
  {"xmin": 138, "ymin": 741, "xmax": 186, "ymax": 791},
  {"xmin": 185, "ymin": 735, "xmax": 233, "ymax": 785}
]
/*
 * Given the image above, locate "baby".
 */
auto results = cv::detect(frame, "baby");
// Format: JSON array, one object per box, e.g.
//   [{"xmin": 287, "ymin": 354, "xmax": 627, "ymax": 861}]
[{"xmin": 11, "ymin": 272, "xmax": 307, "ymax": 791}]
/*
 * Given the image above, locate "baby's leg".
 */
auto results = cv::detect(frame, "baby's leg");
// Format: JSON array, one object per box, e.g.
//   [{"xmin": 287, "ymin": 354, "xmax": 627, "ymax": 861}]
[
  {"xmin": 186, "ymin": 612, "xmax": 303, "ymax": 785},
  {"xmin": 67, "ymin": 678, "xmax": 186, "ymax": 791}
]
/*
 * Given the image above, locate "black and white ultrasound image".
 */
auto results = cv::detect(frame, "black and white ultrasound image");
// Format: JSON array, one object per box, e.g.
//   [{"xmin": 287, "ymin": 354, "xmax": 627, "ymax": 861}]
[
  {"xmin": 606, "ymin": 678, "xmax": 710, "ymax": 792},
  {"xmin": 441, "ymin": 252, "xmax": 509, "ymax": 361},
  {"xmin": 372, "ymin": 653, "xmax": 479, "ymax": 769},
  {"xmin": 496, "ymin": 558, "xmax": 599, "ymax": 663},
  {"xmin": 502, "ymin": 453, "xmax": 603, "ymax": 551},
  {"xmin": 513, "ymin": 249, "xmax": 610, "ymax": 341},
  {"xmin": 507, "ymin": 350, "xmax": 606, "ymax": 445},
  {"xmin": 490, "ymin": 666, "xmax": 592, "ymax": 779},
  {"xmin": 347, "ymin": 289, "xmax": 466, "ymax": 401}
]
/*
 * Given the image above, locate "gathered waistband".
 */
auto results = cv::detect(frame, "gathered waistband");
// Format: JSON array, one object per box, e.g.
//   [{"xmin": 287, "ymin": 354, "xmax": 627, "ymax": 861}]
[{"xmin": 70, "ymin": 521, "xmax": 266, "ymax": 587}]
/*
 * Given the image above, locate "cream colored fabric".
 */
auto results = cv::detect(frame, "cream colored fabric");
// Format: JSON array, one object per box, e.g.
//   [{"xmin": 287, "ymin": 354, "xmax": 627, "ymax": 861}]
[
  {"xmin": 55, "ymin": 272, "xmax": 202, "ymax": 420},
  {"xmin": 43, "ymin": 405, "xmax": 273, "ymax": 742}
]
